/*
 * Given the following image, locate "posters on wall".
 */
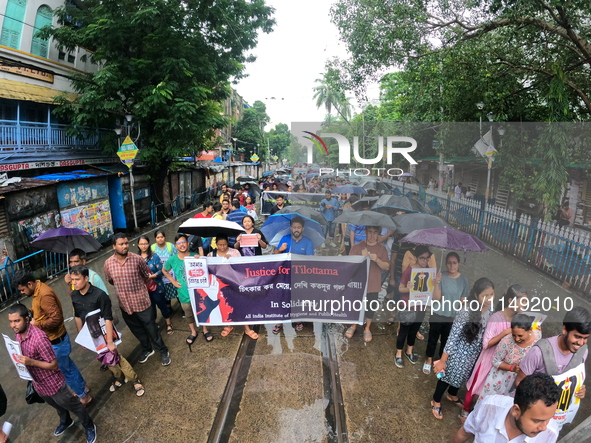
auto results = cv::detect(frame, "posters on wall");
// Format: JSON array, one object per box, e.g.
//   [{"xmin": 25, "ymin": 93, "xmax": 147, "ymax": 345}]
[
  {"xmin": 60, "ymin": 200, "xmax": 113, "ymax": 243},
  {"xmin": 187, "ymin": 254, "xmax": 369, "ymax": 326},
  {"xmin": 17, "ymin": 212, "xmax": 59, "ymax": 242}
]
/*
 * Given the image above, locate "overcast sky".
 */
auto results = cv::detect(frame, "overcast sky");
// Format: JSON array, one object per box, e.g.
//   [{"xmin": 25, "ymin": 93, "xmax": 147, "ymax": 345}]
[{"xmin": 235, "ymin": 0, "xmax": 380, "ymax": 130}]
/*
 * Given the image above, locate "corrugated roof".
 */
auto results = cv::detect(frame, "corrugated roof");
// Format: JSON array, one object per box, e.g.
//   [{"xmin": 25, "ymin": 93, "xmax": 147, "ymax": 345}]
[
  {"xmin": 32, "ymin": 168, "xmax": 111, "ymax": 181},
  {"xmin": 0, "ymin": 177, "xmax": 55, "ymax": 195},
  {"xmin": 0, "ymin": 78, "xmax": 78, "ymax": 104}
]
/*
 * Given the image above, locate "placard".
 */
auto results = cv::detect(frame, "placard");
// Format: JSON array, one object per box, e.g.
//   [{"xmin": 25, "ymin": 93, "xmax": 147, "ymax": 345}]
[
  {"xmin": 184, "ymin": 257, "xmax": 210, "ymax": 288},
  {"xmin": 74, "ymin": 309, "xmax": 121, "ymax": 354},
  {"xmin": 2, "ymin": 334, "xmax": 32, "ymax": 380},
  {"xmin": 239, "ymin": 234, "xmax": 259, "ymax": 247},
  {"xmin": 409, "ymin": 267, "xmax": 436, "ymax": 306}
]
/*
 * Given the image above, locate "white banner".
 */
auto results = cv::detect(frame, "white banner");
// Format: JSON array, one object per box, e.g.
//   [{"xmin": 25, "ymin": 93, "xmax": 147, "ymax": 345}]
[{"xmin": 184, "ymin": 257, "xmax": 210, "ymax": 289}]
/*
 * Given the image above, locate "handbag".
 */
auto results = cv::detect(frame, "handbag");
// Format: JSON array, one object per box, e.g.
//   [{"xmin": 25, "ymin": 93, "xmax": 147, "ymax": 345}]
[
  {"xmin": 25, "ymin": 381, "xmax": 45, "ymax": 404},
  {"xmin": 146, "ymin": 278, "xmax": 158, "ymax": 292}
]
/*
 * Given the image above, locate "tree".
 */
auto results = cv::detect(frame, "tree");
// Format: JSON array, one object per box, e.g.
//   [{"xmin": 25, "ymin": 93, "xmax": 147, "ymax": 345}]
[
  {"xmin": 313, "ymin": 67, "xmax": 352, "ymax": 124},
  {"xmin": 233, "ymin": 100, "xmax": 269, "ymax": 161},
  {"xmin": 42, "ymin": 0, "xmax": 275, "ymax": 175},
  {"xmin": 267, "ymin": 123, "xmax": 291, "ymax": 161}
]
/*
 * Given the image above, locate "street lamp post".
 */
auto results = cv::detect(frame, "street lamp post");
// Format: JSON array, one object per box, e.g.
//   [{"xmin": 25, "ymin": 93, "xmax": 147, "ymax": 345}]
[
  {"xmin": 485, "ymin": 111, "xmax": 495, "ymax": 202},
  {"xmin": 231, "ymin": 137, "xmax": 237, "ymax": 184},
  {"xmin": 115, "ymin": 115, "xmax": 139, "ymax": 229}
]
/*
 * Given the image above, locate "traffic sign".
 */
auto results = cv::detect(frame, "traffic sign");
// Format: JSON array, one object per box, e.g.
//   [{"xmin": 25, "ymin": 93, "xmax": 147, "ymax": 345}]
[
  {"xmin": 250, "ymin": 154, "xmax": 260, "ymax": 162},
  {"xmin": 117, "ymin": 136, "xmax": 138, "ymax": 168}
]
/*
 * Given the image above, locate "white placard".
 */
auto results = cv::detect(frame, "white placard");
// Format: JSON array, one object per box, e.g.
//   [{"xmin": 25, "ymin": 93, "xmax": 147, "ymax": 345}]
[
  {"xmin": 552, "ymin": 363, "xmax": 585, "ymax": 428},
  {"xmin": 408, "ymin": 267, "xmax": 436, "ymax": 306},
  {"xmin": 74, "ymin": 309, "xmax": 121, "ymax": 354},
  {"xmin": 2, "ymin": 334, "xmax": 32, "ymax": 380},
  {"xmin": 185, "ymin": 257, "xmax": 210, "ymax": 288}
]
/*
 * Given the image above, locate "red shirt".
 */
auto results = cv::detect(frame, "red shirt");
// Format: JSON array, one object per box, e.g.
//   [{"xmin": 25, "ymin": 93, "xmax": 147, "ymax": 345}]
[
  {"xmin": 194, "ymin": 212, "xmax": 212, "ymax": 219},
  {"xmin": 18, "ymin": 324, "xmax": 65, "ymax": 396},
  {"xmin": 104, "ymin": 252, "xmax": 151, "ymax": 314}
]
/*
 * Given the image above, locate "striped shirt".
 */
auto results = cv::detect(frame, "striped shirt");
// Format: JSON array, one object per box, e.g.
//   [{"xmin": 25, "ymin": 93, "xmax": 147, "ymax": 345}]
[
  {"xmin": 104, "ymin": 252, "xmax": 151, "ymax": 314},
  {"xmin": 18, "ymin": 324, "xmax": 65, "ymax": 396}
]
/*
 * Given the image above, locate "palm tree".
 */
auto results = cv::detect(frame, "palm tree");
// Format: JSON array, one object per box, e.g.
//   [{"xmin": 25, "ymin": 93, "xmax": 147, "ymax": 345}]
[{"xmin": 313, "ymin": 77, "xmax": 351, "ymax": 124}]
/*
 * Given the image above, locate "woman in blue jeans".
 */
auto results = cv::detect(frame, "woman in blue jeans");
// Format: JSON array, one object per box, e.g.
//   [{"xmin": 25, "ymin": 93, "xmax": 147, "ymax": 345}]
[{"xmin": 138, "ymin": 235, "xmax": 173, "ymax": 335}]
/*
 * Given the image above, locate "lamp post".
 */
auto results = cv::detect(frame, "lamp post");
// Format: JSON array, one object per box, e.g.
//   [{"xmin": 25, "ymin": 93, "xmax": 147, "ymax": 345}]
[
  {"xmin": 114, "ymin": 114, "xmax": 140, "ymax": 229},
  {"xmin": 485, "ymin": 111, "xmax": 495, "ymax": 202},
  {"xmin": 230, "ymin": 137, "xmax": 237, "ymax": 184}
]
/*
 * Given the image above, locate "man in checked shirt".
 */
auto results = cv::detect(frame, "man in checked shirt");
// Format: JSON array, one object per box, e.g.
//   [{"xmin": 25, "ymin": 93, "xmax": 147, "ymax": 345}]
[
  {"xmin": 104, "ymin": 233, "xmax": 171, "ymax": 366},
  {"xmin": 8, "ymin": 303, "xmax": 97, "ymax": 442}
]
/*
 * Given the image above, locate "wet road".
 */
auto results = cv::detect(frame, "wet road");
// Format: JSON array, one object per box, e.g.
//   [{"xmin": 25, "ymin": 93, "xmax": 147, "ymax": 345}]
[{"xmin": 1, "ymin": 210, "xmax": 590, "ymax": 443}]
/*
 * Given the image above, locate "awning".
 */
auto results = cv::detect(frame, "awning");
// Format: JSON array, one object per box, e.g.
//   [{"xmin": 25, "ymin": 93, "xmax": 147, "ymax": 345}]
[{"xmin": 0, "ymin": 78, "xmax": 77, "ymax": 104}]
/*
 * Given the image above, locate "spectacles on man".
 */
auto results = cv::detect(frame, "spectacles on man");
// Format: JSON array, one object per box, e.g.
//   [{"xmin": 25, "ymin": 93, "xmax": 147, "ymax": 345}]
[{"xmin": 176, "ymin": 240, "xmax": 187, "ymax": 245}]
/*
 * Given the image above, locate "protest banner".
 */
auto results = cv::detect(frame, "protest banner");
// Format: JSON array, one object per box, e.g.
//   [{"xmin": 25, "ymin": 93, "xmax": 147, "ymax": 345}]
[
  {"xmin": 552, "ymin": 363, "xmax": 585, "ymax": 428},
  {"xmin": 291, "ymin": 254, "xmax": 368, "ymax": 323},
  {"xmin": 522, "ymin": 312, "xmax": 547, "ymax": 331},
  {"xmin": 409, "ymin": 268, "xmax": 436, "ymax": 307},
  {"xmin": 2, "ymin": 334, "xmax": 32, "ymax": 380},
  {"xmin": 189, "ymin": 254, "xmax": 369, "ymax": 325},
  {"xmin": 74, "ymin": 309, "xmax": 121, "ymax": 353},
  {"xmin": 261, "ymin": 191, "xmax": 326, "ymax": 215}
]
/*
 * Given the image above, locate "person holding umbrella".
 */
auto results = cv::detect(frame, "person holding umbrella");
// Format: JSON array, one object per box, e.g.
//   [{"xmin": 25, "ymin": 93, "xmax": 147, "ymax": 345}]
[
  {"xmin": 320, "ymin": 190, "xmax": 340, "ymax": 248},
  {"xmin": 344, "ymin": 226, "xmax": 389, "ymax": 342}
]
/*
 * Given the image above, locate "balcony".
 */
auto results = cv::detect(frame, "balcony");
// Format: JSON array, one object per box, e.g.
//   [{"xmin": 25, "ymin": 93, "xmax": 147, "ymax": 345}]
[{"xmin": 0, "ymin": 120, "xmax": 113, "ymax": 163}]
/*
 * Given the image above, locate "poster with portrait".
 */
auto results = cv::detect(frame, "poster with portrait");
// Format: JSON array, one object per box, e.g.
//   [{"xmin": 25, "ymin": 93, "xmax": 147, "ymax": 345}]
[
  {"xmin": 408, "ymin": 268, "xmax": 436, "ymax": 307},
  {"xmin": 2, "ymin": 334, "xmax": 32, "ymax": 380},
  {"xmin": 74, "ymin": 309, "xmax": 121, "ymax": 354},
  {"xmin": 552, "ymin": 363, "xmax": 585, "ymax": 428}
]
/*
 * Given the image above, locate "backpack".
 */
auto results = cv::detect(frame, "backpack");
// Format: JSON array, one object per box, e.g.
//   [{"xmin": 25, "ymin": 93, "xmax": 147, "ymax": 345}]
[{"xmin": 535, "ymin": 338, "xmax": 587, "ymax": 375}]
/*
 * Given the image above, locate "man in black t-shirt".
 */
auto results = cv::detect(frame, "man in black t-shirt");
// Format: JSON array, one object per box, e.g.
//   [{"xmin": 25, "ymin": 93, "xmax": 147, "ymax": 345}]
[{"xmin": 70, "ymin": 265, "xmax": 146, "ymax": 397}]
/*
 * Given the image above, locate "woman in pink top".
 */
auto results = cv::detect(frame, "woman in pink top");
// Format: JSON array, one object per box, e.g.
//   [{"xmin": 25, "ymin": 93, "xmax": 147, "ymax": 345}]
[{"xmin": 460, "ymin": 284, "xmax": 529, "ymax": 421}]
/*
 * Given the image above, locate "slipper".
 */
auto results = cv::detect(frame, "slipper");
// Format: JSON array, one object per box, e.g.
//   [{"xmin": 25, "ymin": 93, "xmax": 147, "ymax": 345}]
[
  {"xmin": 345, "ymin": 327, "xmax": 356, "ymax": 339},
  {"xmin": 109, "ymin": 380, "xmax": 125, "ymax": 392},
  {"xmin": 272, "ymin": 324, "xmax": 282, "ymax": 334},
  {"xmin": 387, "ymin": 317, "xmax": 395, "ymax": 326},
  {"xmin": 204, "ymin": 332, "xmax": 214, "ymax": 342},
  {"xmin": 423, "ymin": 363, "xmax": 432, "ymax": 375},
  {"xmin": 166, "ymin": 324, "xmax": 174, "ymax": 335},
  {"xmin": 295, "ymin": 322, "xmax": 304, "ymax": 331},
  {"xmin": 363, "ymin": 330, "xmax": 372, "ymax": 342},
  {"xmin": 245, "ymin": 329, "xmax": 259, "ymax": 340},
  {"xmin": 446, "ymin": 395, "xmax": 464, "ymax": 407},
  {"xmin": 459, "ymin": 410, "xmax": 470, "ymax": 422},
  {"xmin": 431, "ymin": 401, "xmax": 443, "ymax": 420},
  {"xmin": 221, "ymin": 326, "xmax": 234, "ymax": 337},
  {"xmin": 133, "ymin": 380, "xmax": 145, "ymax": 397},
  {"xmin": 416, "ymin": 332, "xmax": 425, "ymax": 341},
  {"xmin": 186, "ymin": 334, "xmax": 197, "ymax": 345}
]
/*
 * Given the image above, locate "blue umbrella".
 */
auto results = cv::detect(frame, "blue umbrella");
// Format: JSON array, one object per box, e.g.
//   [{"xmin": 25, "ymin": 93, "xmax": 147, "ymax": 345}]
[
  {"xmin": 261, "ymin": 213, "xmax": 325, "ymax": 247},
  {"xmin": 306, "ymin": 172, "xmax": 319, "ymax": 178},
  {"xmin": 268, "ymin": 226, "xmax": 325, "ymax": 249},
  {"xmin": 332, "ymin": 184, "xmax": 367, "ymax": 194}
]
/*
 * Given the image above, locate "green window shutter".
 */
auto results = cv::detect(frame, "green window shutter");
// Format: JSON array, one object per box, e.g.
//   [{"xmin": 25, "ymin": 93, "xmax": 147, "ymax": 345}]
[
  {"xmin": 0, "ymin": 0, "xmax": 27, "ymax": 50},
  {"xmin": 30, "ymin": 5, "xmax": 52, "ymax": 57}
]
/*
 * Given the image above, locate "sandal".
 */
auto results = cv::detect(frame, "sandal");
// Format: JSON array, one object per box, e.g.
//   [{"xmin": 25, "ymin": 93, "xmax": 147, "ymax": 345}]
[
  {"xmin": 133, "ymin": 380, "xmax": 145, "ymax": 397},
  {"xmin": 245, "ymin": 329, "xmax": 259, "ymax": 340},
  {"xmin": 221, "ymin": 326, "xmax": 234, "ymax": 337},
  {"xmin": 364, "ymin": 330, "xmax": 372, "ymax": 342},
  {"xmin": 295, "ymin": 322, "xmax": 304, "ymax": 331},
  {"xmin": 186, "ymin": 334, "xmax": 197, "ymax": 345},
  {"xmin": 204, "ymin": 332, "xmax": 214, "ymax": 342},
  {"xmin": 272, "ymin": 324, "xmax": 282, "ymax": 335},
  {"xmin": 416, "ymin": 332, "xmax": 425, "ymax": 341},
  {"xmin": 446, "ymin": 395, "xmax": 464, "ymax": 407},
  {"xmin": 166, "ymin": 324, "xmax": 174, "ymax": 335},
  {"xmin": 459, "ymin": 410, "xmax": 470, "ymax": 422},
  {"xmin": 423, "ymin": 363, "xmax": 432, "ymax": 375},
  {"xmin": 345, "ymin": 327, "xmax": 356, "ymax": 339},
  {"xmin": 109, "ymin": 379, "xmax": 125, "ymax": 392},
  {"xmin": 431, "ymin": 401, "xmax": 443, "ymax": 420},
  {"xmin": 387, "ymin": 317, "xmax": 395, "ymax": 326}
]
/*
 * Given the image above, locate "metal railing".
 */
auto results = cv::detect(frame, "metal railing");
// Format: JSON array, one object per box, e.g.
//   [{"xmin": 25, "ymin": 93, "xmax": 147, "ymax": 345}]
[{"xmin": 0, "ymin": 250, "xmax": 68, "ymax": 307}]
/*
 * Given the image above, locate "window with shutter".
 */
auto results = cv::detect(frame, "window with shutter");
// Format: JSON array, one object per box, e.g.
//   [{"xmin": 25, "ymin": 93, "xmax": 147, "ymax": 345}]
[
  {"xmin": 30, "ymin": 5, "xmax": 52, "ymax": 58},
  {"xmin": 0, "ymin": 0, "xmax": 27, "ymax": 50}
]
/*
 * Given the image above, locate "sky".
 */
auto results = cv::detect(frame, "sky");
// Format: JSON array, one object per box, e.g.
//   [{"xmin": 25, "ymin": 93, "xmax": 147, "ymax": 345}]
[{"xmin": 235, "ymin": 0, "xmax": 381, "ymax": 130}]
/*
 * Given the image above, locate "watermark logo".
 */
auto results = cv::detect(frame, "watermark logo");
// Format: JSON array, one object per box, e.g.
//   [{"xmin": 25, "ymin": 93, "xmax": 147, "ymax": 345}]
[{"xmin": 302, "ymin": 131, "xmax": 329, "ymax": 155}]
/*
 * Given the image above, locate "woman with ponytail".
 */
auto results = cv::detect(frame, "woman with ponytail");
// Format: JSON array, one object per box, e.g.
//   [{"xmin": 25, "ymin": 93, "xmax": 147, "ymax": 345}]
[
  {"xmin": 430, "ymin": 278, "xmax": 495, "ymax": 420},
  {"xmin": 460, "ymin": 284, "xmax": 529, "ymax": 420}
]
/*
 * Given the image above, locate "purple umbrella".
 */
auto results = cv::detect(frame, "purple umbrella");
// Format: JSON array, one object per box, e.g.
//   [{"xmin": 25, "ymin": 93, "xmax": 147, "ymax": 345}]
[
  {"xmin": 31, "ymin": 227, "xmax": 102, "ymax": 254},
  {"xmin": 400, "ymin": 227, "xmax": 488, "ymax": 267}
]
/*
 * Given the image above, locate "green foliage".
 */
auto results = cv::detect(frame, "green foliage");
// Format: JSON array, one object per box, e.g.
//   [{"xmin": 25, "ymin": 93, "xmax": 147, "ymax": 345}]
[
  {"xmin": 313, "ymin": 66, "xmax": 352, "ymax": 124},
  {"xmin": 233, "ymin": 100, "xmax": 269, "ymax": 161},
  {"xmin": 42, "ymin": 0, "xmax": 275, "ymax": 172},
  {"xmin": 267, "ymin": 123, "xmax": 291, "ymax": 162}
]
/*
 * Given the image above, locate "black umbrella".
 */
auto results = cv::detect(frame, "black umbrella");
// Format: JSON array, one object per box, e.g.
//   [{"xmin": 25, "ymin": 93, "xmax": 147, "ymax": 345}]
[
  {"xmin": 392, "ymin": 213, "xmax": 451, "ymax": 234},
  {"xmin": 371, "ymin": 194, "xmax": 426, "ymax": 215},
  {"xmin": 334, "ymin": 211, "xmax": 398, "ymax": 230},
  {"xmin": 352, "ymin": 197, "xmax": 379, "ymax": 211},
  {"xmin": 178, "ymin": 218, "xmax": 245, "ymax": 237},
  {"xmin": 237, "ymin": 175, "xmax": 257, "ymax": 182},
  {"xmin": 276, "ymin": 205, "xmax": 328, "ymax": 225}
]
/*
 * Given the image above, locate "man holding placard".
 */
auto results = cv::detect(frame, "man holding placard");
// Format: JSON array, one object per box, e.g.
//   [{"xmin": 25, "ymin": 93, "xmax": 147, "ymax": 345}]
[{"xmin": 517, "ymin": 306, "xmax": 590, "ymax": 429}]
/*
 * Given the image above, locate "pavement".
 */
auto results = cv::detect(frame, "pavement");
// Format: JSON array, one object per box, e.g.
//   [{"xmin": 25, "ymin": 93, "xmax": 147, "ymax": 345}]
[{"xmin": 1, "ymin": 209, "xmax": 590, "ymax": 443}]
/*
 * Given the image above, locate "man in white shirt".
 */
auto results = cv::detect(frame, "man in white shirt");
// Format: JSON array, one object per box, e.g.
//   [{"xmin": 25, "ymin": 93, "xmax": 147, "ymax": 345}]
[{"xmin": 450, "ymin": 373, "xmax": 560, "ymax": 443}]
